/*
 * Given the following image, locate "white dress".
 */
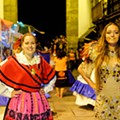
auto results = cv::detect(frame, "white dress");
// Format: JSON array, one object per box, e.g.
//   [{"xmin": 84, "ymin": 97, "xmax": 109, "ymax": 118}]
[
  {"xmin": 70, "ymin": 62, "xmax": 96, "ymax": 106},
  {"xmin": 73, "ymin": 72, "xmax": 96, "ymax": 106}
]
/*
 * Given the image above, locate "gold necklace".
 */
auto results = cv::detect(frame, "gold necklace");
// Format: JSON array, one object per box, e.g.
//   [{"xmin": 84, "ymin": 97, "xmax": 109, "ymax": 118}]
[
  {"xmin": 27, "ymin": 64, "xmax": 39, "ymax": 75},
  {"xmin": 26, "ymin": 56, "xmax": 38, "ymax": 75},
  {"xmin": 31, "ymin": 68, "xmax": 36, "ymax": 75}
]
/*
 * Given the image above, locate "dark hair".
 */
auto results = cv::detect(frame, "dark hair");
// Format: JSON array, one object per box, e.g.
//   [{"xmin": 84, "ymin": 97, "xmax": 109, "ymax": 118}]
[{"xmin": 56, "ymin": 50, "xmax": 66, "ymax": 59}]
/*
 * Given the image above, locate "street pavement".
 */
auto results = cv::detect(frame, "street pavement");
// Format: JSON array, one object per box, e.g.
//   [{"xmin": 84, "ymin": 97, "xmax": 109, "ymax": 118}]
[{"xmin": 48, "ymin": 88, "xmax": 95, "ymax": 120}]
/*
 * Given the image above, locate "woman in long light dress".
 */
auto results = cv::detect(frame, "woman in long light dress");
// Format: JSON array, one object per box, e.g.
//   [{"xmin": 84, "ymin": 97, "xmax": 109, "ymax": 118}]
[
  {"xmin": 78, "ymin": 22, "xmax": 120, "ymax": 120},
  {"xmin": 70, "ymin": 61, "xmax": 96, "ymax": 107}
]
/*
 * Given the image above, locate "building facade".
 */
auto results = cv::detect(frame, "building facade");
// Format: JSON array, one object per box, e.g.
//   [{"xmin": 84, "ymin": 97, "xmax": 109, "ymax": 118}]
[
  {"xmin": 0, "ymin": 0, "xmax": 18, "ymax": 23},
  {"xmin": 1, "ymin": 0, "xmax": 120, "ymax": 50}
]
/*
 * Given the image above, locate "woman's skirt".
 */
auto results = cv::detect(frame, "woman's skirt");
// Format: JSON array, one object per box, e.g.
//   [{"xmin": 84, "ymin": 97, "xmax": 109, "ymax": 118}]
[
  {"xmin": 67, "ymin": 69, "xmax": 75, "ymax": 86},
  {"xmin": 4, "ymin": 91, "xmax": 53, "ymax": 120},
  {"xmin": 55, "ymin": 71, "xmax": 68, "ymax": 87},
  {"xmin": 70, "ymin": 75, "xmax": 96, "ymax": 100}
]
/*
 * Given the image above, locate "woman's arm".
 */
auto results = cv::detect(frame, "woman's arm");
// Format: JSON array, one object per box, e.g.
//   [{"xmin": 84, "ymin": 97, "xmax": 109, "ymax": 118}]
[
  {"xmin": 0, "ymin": 82, "xmax": 13, "ymax": 97},
  {"xmin": 0, "ymin": 59, "xmax": 13, "ymax": 97},
  {"xmin": 43, "ymin": 75, "xmax": 57, "ymax": 94},
  {"xmin": 0, "ymin": 59, "xmax": 22, "ymax": 98},
  {"xmin": 78, "ymin": 63, "xmax": 96, "ymax": 89},
  {"xmin": 0, "ymin": 82, "xmax": 22, "ymax": 98}
]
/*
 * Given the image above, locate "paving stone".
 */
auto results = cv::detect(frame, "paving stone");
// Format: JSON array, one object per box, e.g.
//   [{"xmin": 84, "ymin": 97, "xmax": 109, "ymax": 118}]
[{"xmin": 48, "ymin": 88, "xmax": 95, "ymax": 120}]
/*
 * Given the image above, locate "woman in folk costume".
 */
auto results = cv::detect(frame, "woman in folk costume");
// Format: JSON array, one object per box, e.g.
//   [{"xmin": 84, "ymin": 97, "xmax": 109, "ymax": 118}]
[
  {"xmin": 54, "ymin": 50, "xmax": 68, "ymax": 98},
  {"xmin": 70, "ymin": 41, "xmax": 97, "ymax": 108},
  {"xmin": 0, "ymin": 33, "xmax": 56, "ymax": 120},
  {"xmin": 0, "ymin": 37, "xmax": 22, "ymax": 107}
]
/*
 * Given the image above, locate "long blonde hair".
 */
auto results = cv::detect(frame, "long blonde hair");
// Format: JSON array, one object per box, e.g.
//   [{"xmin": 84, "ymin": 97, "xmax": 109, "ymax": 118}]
[{"xmin": 95, "ymin": 22, "xmax": 120, "ymax": 90}]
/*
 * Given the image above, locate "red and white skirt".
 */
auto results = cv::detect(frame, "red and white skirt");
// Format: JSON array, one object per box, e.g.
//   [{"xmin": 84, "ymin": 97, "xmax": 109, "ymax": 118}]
[{"xmin": 4, "ymin": 91, "xmax": 53, "ymax": 120}]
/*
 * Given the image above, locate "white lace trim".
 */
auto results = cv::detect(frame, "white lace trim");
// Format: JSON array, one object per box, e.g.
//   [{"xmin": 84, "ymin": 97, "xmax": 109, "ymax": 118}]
[{"xmin": 15, "ymin": 51, "xmax": 40, "ymax": 65}]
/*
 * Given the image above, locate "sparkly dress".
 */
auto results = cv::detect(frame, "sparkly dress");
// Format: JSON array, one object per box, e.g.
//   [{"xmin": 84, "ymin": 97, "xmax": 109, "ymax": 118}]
[
  {"xmin": 0, "ymin": 51, "xmax": 56, "ymax": 120},
  {"xmin": 94, "ymin": 63, "xmax": 120, "ymax": 120}
]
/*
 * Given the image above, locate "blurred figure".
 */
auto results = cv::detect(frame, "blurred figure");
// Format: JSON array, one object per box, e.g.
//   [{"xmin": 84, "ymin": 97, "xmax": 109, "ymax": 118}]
[
  {"xmin": 70, "ymin": 62, "xmax": 96, "ymax": 108},
  {"xmin": 68, "ymin": 48, "xmax": 76, "ymax": 71},
  {"xmin": 54, "ymin": 50, "xmax": 68, "ymax": 98}
]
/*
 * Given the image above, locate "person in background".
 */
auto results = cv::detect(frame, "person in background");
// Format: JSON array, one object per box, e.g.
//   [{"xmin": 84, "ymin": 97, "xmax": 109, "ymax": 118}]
[
  {"xmin": 54, "ymin": 50, "xmax": 68, "ymax": 98},
  {"xmin": 0, "ymin": 33, "xmax": 56, "ymax": 120},
  {"xmin": 70, "ymin": 41, "xmax": 97, "ymax": 109},
  {"xmin": 70, "ymin": 62, "xmax": 96, "ymax": 109},
  {"xmin": 68, "ymin": 48, "xmax": 76, "ymax": 71},
  {"xmin": 12, "ymin": 37, "xmax": 22, "ymax": 54},
  {"xmin": 37, "ymin": 46, "xmax": 50, "ymax": 64},
  {"xmin": 2, "ymin": 47, "xmax": 12, "ymax": 60},
  {"xmin": 53, "ymin": 35, "xmax": 67, "ymax": 56},
  {"xmin": 78, "ymin": 22, "xmax": 120, "ymax": 120}
]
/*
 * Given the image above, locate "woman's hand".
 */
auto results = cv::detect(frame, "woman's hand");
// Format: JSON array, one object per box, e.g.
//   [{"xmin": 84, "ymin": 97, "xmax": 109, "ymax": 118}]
[
  {"xmin": 91, "ymin": 83, "xmax": 97, "ymax": 90},
  {"xmin": 11, "ymin": 90, "xmax": 22, "ymax": 98},
  {"xmin": 39, "ymin": 88, "xmax": 45, "ymax": 94}
]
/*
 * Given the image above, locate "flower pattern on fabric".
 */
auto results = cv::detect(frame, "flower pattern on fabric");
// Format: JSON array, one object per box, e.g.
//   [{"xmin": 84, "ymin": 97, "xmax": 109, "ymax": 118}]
[{"xmin": 94, "ymin": 64, "xmax": 120, "ymax": 120}]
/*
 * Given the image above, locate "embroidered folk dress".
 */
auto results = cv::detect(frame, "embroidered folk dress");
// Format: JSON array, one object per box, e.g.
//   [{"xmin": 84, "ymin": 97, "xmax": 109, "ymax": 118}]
[
  {"xmin": 0, "ymin": 51, "xmax": 56, "ymax": 120},
  {"xmin": 94, "ymin": 63, "xmax": 120, "ymax": 120}
]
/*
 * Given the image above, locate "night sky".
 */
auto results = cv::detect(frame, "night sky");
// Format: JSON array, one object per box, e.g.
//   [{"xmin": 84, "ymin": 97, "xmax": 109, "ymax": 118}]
[{"xmin": 18, "ymin": 0, "xmax": 66, "ymax": 41}]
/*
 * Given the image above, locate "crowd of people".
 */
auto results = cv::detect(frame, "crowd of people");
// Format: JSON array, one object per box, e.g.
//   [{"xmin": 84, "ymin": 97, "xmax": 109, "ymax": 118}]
[{"xmin": 0, "ymin": 21, "xmax": 120, "ymax": 120}]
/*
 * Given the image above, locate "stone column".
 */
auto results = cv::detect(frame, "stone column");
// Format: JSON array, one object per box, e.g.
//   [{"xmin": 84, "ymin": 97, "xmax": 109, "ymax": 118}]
[
  {"xmin": 4, "ymin": 0, "xmax": 18, "ymax": 23},
  {"xmin": 0, "ymin": 0, "xmax": 4, "ymax": 19},
  {"xmin": 66, "ymin": 0, "xmax": 78, "ymax": 49}
]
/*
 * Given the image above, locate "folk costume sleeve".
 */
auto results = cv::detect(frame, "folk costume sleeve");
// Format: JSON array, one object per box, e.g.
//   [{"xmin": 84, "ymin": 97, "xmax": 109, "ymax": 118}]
[
  {"xmin": 44, "ymin": 75, "xmax": 56, "ymax": 93},
  {"xmin": 0, "ymin": 81, "xmax": 13, "ymax": 97},
  {"xmin": 0, "ymin": 59, "xmax": 13, "ymax": 97}
]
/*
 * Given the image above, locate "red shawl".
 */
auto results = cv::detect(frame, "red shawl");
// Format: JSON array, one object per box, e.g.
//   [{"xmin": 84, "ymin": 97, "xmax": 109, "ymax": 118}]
[{"xmin": 0, "ymin": 56, "xmax": 55, "ymax": 92}]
